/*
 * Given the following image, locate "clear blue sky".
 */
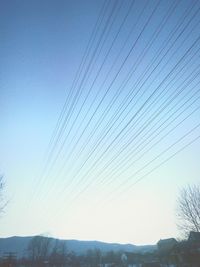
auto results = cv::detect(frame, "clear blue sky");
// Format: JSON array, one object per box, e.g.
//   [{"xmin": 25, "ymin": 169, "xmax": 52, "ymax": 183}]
[{"xmin": 0, "ymin": 0, "xmax": 200, "ymax": 245}]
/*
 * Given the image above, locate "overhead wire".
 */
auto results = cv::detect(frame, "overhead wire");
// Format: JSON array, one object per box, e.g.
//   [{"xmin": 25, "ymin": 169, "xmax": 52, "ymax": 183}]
[
  {"xmin": 28, "ymin": 0, "xmax": 110, "ymax": 204},
  {"xmin": 76, "ymin": 0, "xmax": 199, "ymax": 162},
  {"xmin": 46, "ymin": 0, "xmax": 135, "ymax": 175},
  {"xmin": 52, "ymin": 115, "xmax": 200, "ymax": 218},
  {"xmin": 44, "ymin": 0, "xmax": 119, "ymax": 168},
  {"xmin": 39, "ymin": 0, "xmax": 163, "ymax": 203},
  {"xmin": 46, "ymin": 0, "xmax": 108, "ymax": 154},
  {"xmin": 28, "ymin": 0, "xmax": 117, "ymax": 205},
  {"xmin": 60, "ymin": 34, "xmax": 200, "ymax": 205},
  {"xmin": 72, "ymin": 0, "xmax": 198, "ymax": 163},
  {"xmin": 34, "ymin": 1, "xmax": 200, "ymax": 220},
  {"xmin": 63, "ymin": 0, "xmax": 179, "ymax": 165},
  {"xmin": 30, "ymin": 0, "xmax": 121, "ymax": 202},
  {"xmin": 61, "ymin": 0, "xmax": 200, "ymax": 189},
  {"xmin": 94, "ymin": 69, "xmax": 200, "ymax": 189},
  {"xmin": 66, "ymin": 62, "xmax": 200, "ymax": 204},
  {"xmin": 104, "ymin": 122, "xmax": 200, "ymax": 206}
]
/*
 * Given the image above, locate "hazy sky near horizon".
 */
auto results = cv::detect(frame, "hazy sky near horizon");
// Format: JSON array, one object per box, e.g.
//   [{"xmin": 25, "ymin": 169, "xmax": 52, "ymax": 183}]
[{"xmin": 1, "ymin": 0, "xmax": 200, "ymax": 245}]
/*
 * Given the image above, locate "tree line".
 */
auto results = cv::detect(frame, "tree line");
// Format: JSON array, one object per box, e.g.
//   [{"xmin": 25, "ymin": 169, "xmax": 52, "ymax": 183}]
[{"xmin": 0, "ymin": 235, "xmax": 129, "ymax": 267}]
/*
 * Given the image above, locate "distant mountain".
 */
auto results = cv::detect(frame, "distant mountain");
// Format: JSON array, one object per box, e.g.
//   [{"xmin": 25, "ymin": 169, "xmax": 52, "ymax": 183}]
[
  {"xmin": 0, "ymin": 236, "xmax": 32, "ymax": 258},
  {"xmin": 0, "ymin": 236, "xmax": 156, "ymax": 258}
]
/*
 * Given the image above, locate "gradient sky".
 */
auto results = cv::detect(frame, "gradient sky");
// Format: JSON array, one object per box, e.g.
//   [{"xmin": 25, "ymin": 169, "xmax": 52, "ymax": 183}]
[{"xmin": 0, "ymin": 0, "xmax": 200, "ymax": 245}]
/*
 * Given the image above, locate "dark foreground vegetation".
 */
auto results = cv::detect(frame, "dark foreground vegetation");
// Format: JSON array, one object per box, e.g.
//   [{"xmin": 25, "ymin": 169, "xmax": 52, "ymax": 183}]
[{"xmin": 0, "ymin": 231, "xmax": 200, "ymax": 267}]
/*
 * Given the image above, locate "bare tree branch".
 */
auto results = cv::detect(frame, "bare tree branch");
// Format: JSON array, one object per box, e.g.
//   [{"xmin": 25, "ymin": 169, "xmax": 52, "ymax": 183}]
[
  {"xmin": 0, "ymin": 175, "xmax": 7, "ymax": 214},
  {"xmin": 176, "ymin": 184, "xmax": 200, "ymax": 236}
]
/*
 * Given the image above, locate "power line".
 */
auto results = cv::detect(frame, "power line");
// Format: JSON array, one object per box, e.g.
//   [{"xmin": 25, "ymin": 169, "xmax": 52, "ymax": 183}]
[
  {"xmin": 39, "ymin": 0, "xmax": 163, "ymax": 204},
  {"xmin": 105, "ymin": 124, "xmax": 200, "ymax": 206},
  {"xmin": 45, "ymin": 0, "xmax": 134, "ymax": 177},
  {"xmin": 29, "ymin": 0, "xmax": 120, "ymax": 204},
  {"xmin": 66, "ymin": 71, "xmax": 200, "ymax": 205},
  {"xmin": 33, "ymin": 1, "xmax": 200, "ymax": 221},
  {"xmin": 28, "ymin": 0, "xmax": 110, "ymax": 205},
  {"xmin": 43, "ymin": 33, "xmax": 199, "ymax": 220},
  {"xmin": 61, "ymin": 0, "xmax": 200, "ymax": 192},
  {"xmin": 64, "ymin": 34, "xmax": 200, "ymax": 199}
]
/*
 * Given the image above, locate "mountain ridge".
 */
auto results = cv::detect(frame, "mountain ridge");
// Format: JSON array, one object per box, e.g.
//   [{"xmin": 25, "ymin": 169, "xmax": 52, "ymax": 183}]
[{"xmin": 0, "ymin": 236, "xmax": 156, "ymax": 258}]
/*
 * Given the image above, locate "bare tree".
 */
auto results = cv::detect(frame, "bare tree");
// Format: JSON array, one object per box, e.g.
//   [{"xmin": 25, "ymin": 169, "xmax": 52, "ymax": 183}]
[
  {"xmin": 50, "ymin": 239, "xmax": 67, "ymax": 266},
  {"xmin": 0, "ymin": 176, "xmax": 7, "ymax": 214},
  {"xmin": 176, "ymin": 184, "xmax": 200, "ymax": 236},
  {"xmin": 28, "ymin": 235, "xmax": 52, "ymax": 264}
]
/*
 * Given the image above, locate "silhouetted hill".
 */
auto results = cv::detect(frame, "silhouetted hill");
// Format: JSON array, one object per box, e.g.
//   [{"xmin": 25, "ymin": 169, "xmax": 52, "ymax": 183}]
[
  {"xmin": 0, "ymin": 236, "xmax": 156, "ymax": 258},
  {"xmin": 0, "ymin": 236, "xmax": 32, "ymax": 257}
]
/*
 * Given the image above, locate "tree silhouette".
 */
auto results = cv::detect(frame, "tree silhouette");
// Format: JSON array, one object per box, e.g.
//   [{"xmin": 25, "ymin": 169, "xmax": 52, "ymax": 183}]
[
  {"xmin": 177, "ymin": 184, "xmax": 200, "ymax": 236},
  {"xmin": 0, "ymin": 176, "xmax": 7, "ymax": 214}
]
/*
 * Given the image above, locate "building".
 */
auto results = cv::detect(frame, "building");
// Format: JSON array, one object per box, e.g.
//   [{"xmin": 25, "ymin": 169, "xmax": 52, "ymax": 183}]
[{"xmin": 157, "ymin": 238, "xmax": 178, "ymax": 254}]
